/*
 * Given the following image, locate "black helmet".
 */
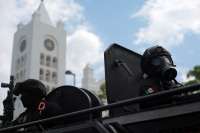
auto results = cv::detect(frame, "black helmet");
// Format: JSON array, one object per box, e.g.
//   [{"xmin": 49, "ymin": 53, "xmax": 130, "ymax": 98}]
[
  {"xmin": 13, "ymin": 79, "xmax": 46, "ymax": 98},
  {"xmin": 141, "ymin": 45, "xmax": 177, "ymax": 81}
]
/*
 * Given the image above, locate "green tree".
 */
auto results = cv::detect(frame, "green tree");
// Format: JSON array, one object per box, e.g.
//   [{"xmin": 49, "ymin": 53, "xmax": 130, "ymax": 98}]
[
  {"xmin": 184, "ymin": 65, "xmax": 200, "ymax": 86},
  {"xmin": 97, "ymin": 83, "xmax": 107, "ymax": 105},
  {"xmin": 91, "ymin": 83, "xmax": 109, "ymax": 117},
  {"xmin": 0, "ymin": 121, "xmax": 2, "ymax": 128}
]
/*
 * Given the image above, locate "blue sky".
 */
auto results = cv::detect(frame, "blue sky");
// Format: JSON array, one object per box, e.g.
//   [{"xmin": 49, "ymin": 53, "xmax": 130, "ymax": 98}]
[
  {"xmin": 71, "ymin": 0, "xmax": 200, "ymax": 82},
  {"xmin": 0, "ymin": 0, "xmax": 200, "ymax": 114}
]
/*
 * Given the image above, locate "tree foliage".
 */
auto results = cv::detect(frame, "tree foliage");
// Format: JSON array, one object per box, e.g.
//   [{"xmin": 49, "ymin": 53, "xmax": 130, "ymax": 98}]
[
  {"xmin": 184, "ymin": 65, "xmax": 200, "ymax": 86},
  {"xmin": 90, "ymin": 83, "xmax": 107, "ymax": 105},
  {"xmin": 97, "ymin": 83, "xmax": 109, "ymax": 117},
  {"xmin": 0, "ymin": 121, "xmax": 2, "ymax": 128},
  {"xmin": 96, "ymin": 83, "xmax": 107, "ymax": 105}
]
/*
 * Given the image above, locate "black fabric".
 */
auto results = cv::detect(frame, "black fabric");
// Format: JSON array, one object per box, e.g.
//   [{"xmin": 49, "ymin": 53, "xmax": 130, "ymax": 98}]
[
  {"xmin": 20, "ymin": 94, "xmax": 41, "ymax": 108},
  {"xmin": 39, "ymin": 102, "xmax": 63, "ymax": 129},
  {"xmin": 139, "ymin": 76, "xmax": 182, "ymax": 109},
  {"xmin": 13, "ymin": 82, "xmax": 22, "ymax": 96},
  {"xmin": 13, "ymin": 79, "xmax": 46, "ymax": 98},
  {"xmin": 12, "ymin": 101, "xmax": 63, "ymax": 131}
]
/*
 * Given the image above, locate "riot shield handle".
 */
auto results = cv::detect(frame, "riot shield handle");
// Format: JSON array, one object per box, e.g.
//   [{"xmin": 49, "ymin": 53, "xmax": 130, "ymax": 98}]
[{"xmin": 115, "ymin": 60, "xmax": 133, "ymax": 76}]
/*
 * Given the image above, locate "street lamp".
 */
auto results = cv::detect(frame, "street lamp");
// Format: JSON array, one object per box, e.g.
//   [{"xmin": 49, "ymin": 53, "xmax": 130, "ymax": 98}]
[{"xmin": 65, "ymin": 70, "xmax": 76, "ymax": 86}]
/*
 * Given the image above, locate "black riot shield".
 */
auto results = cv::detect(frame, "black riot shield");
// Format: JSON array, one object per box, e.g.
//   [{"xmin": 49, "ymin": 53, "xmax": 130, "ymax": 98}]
[
  {"xmin": 104, "ymin": 43, "xmax": 143, "ymax": 116},
  {"xmin": 45, "ymin": 85, "xmax": 93, "ymax": 125}
]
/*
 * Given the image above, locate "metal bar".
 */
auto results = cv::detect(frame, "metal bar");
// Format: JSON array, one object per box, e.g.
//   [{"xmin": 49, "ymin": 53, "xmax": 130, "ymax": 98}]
[
  {"xmin": 1, "ymin": 83, "xmax": 200, "ymax": 132},
  {"xmin": 94, "ymin": 121, "xmax": 110, "ymax": 133},
  {"xmin": 46, "ymin": 122, "xmax": 95, "ymax": 133}
]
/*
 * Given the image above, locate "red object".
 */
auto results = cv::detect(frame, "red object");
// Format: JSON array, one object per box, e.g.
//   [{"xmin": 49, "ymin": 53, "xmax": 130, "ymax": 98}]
[
  {"xmin": 38, "ymin": 101, "xmax": 45, "ymax": 111},
  {"xmin": 151, "ymin": 87, "xmax": 156, "ymax": 92}
]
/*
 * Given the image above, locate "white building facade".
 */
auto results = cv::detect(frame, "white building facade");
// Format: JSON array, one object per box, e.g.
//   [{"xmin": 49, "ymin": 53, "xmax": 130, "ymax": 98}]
[
  {"xmin": 11, "ymin": 1, "xmax": 66, "ymax": 119},
  {"xmin": 82, "ymin": 63, "xmax": 105, "ymax": 93}
]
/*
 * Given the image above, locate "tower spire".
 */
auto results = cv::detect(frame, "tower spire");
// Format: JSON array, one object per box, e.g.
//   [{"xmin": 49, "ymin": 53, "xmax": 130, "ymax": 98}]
[{"xmin": 33, "ymin": 1, "xmax": 53, "ymax": 26}]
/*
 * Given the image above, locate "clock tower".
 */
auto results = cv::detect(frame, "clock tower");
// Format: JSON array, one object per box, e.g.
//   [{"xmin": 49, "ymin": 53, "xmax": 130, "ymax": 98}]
[{"xmin": 10, "ymin": 1, "xmax": 66, "ymax": 118}]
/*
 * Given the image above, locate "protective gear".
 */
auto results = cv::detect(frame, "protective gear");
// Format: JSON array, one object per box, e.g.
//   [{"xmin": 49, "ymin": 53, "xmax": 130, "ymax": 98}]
[
  {"xmin": 14, "ymin": 79, "xmax": 46, "ymax": 98},
  {"xmin": 12, "ymin": 79, "xmax": 63, "ymax": 131},
  {"xmin": 141, "ymin": 45, "xmax": 177, "ymax": 81},
  {"xmin": 20, "ymin": 94, "xmax": 41, "ymax": 108},
  {"xmin": 14, "ymin": 79, "xmax": 46, "ymax": 108},
  {"xmin": 139, "ymin": 76, "xmax": 183, "ymax": 109},
  {"xmin": 12, "ymin": 101, "xmax": 63, "ymax": 130}
]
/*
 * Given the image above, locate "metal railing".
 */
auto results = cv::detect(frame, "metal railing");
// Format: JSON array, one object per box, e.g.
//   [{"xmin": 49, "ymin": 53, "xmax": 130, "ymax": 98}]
[{"xmin": 1, "ymin": 83, "xmax": 200, "ymax": 132}]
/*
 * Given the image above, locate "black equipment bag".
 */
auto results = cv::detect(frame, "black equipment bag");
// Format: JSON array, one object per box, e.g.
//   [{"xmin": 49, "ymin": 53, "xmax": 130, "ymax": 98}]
[
  {"xmin": 45, "ymin": 85, "xmax": 93, "ymax": 125},
  {"xmin": 104, "ymin": 43, "xmax": 143, "ymax": 116}
]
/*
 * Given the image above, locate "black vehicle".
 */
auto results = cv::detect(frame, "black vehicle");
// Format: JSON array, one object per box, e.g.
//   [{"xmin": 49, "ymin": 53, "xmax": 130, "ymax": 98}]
[{"xmin": 1, "ymin": 44, "xmax": 200, "ymax": 133}]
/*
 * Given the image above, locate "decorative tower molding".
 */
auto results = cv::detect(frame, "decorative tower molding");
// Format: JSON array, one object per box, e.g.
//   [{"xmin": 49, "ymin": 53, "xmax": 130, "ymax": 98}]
[
  {"xmin": 57, "ymin": 19, "xmax": 65, "ymax": 29},
  {"xmin": 82, "ymin": 63, "xmax": 97, "ymax": 92},
  {"xmin": 36, "ymin": 1, "xmax": 53, "ymax": 26},
  {"xmin": 17, "ymin": 21, "xmax": 25, "ymax": 30},
  {"xmin": 32, "ymin": 10, "xmax": 41, "ymax": 20}
]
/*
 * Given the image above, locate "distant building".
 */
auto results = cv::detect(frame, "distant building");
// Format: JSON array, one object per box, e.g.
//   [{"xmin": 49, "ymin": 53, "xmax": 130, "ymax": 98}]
[
  {"xmin": 82, "ymin": 63, "xmax": 105, "ymax": 93},
  {"xmin": 11, "ymin": 1, "xmax": 66, "ymax": 119}
]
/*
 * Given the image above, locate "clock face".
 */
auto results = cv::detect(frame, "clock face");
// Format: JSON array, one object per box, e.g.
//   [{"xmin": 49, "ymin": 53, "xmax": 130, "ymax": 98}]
[
  {"xmin": 20, "ymin": 40, "xmax": 26, "ymax": 52},
  {"xmin": 44, "ymin": 39, "xmax": 54, "ymax": 51}
]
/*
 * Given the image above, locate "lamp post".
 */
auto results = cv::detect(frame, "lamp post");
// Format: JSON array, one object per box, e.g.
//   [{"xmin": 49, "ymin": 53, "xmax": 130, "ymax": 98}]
[{"xmin": 65, "ymin": 70, "xmax": 76, "ymax": 86}]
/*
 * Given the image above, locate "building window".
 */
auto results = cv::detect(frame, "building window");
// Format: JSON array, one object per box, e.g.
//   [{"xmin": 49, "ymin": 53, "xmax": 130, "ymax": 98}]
[
  {"xmin": 45, "ymin": 70, "xmax": 50, "ymax": 82},
  {"xmin": 40, "ymin": 53, "xmax": 45, "ymax": 65},
  {"xmin": 46, "ymin": 55, "xmax": 51, "ymax": 67},
  {"xmin": 52, "ymin": 72, "xmax": 57, "ymax": 84},
  {"xmin": 24, "ymin": 54, "xmax": 26, "ymax": 66},
  {"xmin": 20, "ymin": 71, "xmax": 23, "ymax": 82},
  {"xmin": 53, "ymin": 57, "xmax": 57, "ymax": 68},
  {"xmin": 17, "ymin": 58, "xmax": 20, "ymax": 70},
  {"xmin": 21, "ymin": 56, "xmax": 24, "ymax": 67},
  {"xmin": 39, "ymin": 68, "xmax": 44, "ymax": 80}
]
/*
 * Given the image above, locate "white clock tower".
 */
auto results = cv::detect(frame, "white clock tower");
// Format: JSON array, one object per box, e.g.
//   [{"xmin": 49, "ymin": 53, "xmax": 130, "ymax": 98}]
[{"xmin": 10, "ymin": 1, "xmax": 66, "ymax": 118}]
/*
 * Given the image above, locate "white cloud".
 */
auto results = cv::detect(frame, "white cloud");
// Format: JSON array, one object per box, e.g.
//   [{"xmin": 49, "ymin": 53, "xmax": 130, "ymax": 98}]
[
  {"xmin": 67, "ymin": 27, "xmax": 104, "ymax": 87},
  {"xmin": 47, "ymin": 0, "xmax": 85, "ymax": 22},
  {"xmin": 132, "ymin": 0, "xmax": 200, "ymax": 48},
  {"xmin": 177, "ymin": 66, "xmax": 194, "ymax": 83}
]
